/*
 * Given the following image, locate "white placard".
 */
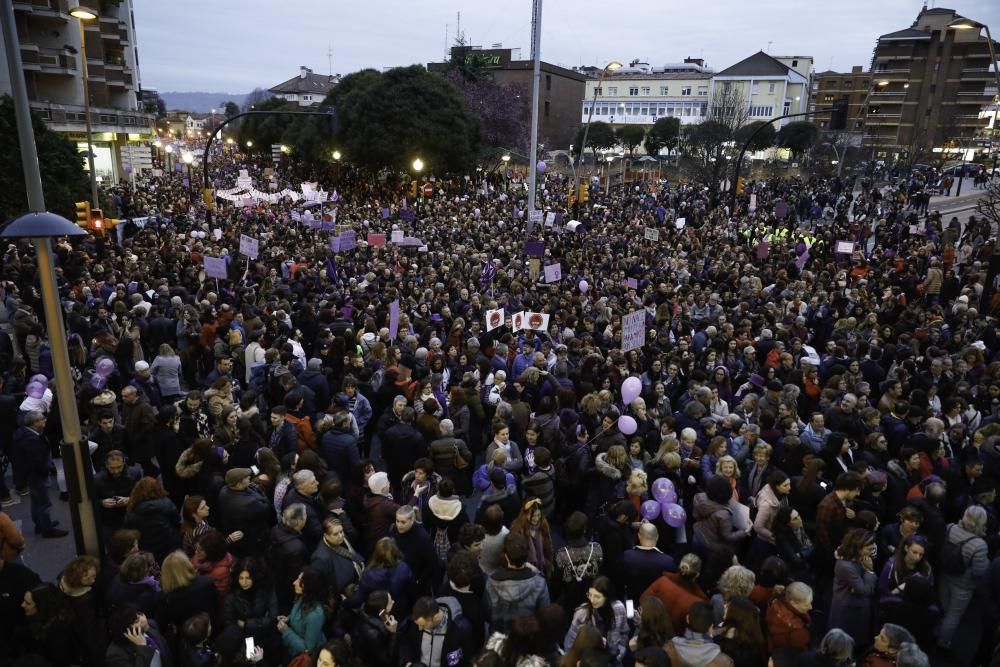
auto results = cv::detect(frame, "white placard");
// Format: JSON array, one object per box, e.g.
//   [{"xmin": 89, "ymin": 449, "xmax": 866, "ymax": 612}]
[
  {"xmin": 213, "ymin": 228, "xmax": 222, "ymax": 240},
  {"xmin": 749, "ymin": 194, "xmax": 757, "ymax": 211},
  {"xmin": 486, "ymin": 308, "xmax": 504, "ymax": 332},
  {"xmin": 391, "ymin": 229, "xmax": 404, "ymax": 243},
  {"xmin": 644, "ymin": 228, "xmax": 660, "ymax": 242},
  {"xmin": 203, "ymin": 256, "xmax": 228, "ymax": 279},
  {"xmin": 835, "ymin": 240, "xmax": 856, "ymax": 255},
  {"xmin": 239, "ymin": 234, "xmax": 259, "ymax": 259},
  {"xmin": 529, "ymin": 210, "xmax": 543, "ymax": 223},
  {"xmin": 545, "ymin": 212, "xmax": 556, "ymax": 226},
  {"xmin": 511, "ymin": 311, "xmax": 525, "ymax": 332},
  {"xmin": 621, "ymin": 309, "xmax": 645, "ymax": 352},
  {"xmin": 522, "ymin": 312, "xmax": 550, "ymax": 332},
  {"xmin": 543, "ymin": 262, "xmax": 562, "ymax": 284},
  {"xmin": 675, "ymin": 217, "xmax": 686, "ymax": 230}
]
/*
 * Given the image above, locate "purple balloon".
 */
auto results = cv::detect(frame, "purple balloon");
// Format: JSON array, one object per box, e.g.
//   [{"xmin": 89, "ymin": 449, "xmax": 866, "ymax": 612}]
[
  {"xmin": 30, "ymin": 374, "xmax": 47, "ymax": 386},
  {"xmin": 96, "ymin": 357, "xmax": 115, "ymax": 377},
  {"xmin": 621, "ymin": 376, "xmax": 642, "ymax": 405},
  {"xmin": 640, "ymin": 500, "xmax": 661, "ymax": 521},
  {"xmin": 651, "ymin": 477, "xmax": 676, "ymax": 503},
  {"xmin": 617, "ymin": 415, "xmax": 637, "ymax": 436},
  {"xmin": 26, "ymin": 382, "xmax": 45, "ymax": 400},
  {"xmin": 536, "ymin": 160, "xmax": 547, "ymax": 174},
  {"xmin": 663, "ymin": 503, "xmax": 687, "ymax": 528}
]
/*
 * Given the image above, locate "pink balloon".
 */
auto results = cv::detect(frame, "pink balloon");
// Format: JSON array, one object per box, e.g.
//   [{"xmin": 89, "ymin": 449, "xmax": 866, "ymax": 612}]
[
  {"xmin": 26, "ymin": 382, "xmax": 45, "ymax": 400},
  {"xmin": 640, "ymin": 500, "xmax": 661, "ymax": 521},
  {"xmin": 617, "ymin": 415, "xmax": 637, "ymax": 435},
  {"xmin": 621, "ymin": 376, "xmax": 642, "ymax": 405}
]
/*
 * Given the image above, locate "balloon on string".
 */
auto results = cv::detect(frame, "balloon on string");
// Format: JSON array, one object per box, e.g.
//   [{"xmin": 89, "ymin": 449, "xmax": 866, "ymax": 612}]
[
  {"xmin": 26, "ymin": 382, "xmax": 45, "ymax": 400},
  {"xmin": 96, "ymin": 357, "xmax": 115, "ymax": 377},
  {"xmin": 621, "ymin": 376, "xmax": 642, "ymax": 405},
  {"xmin": 578, "ymin": 280, "xmax": 589, "ymax": 293},
  {"xmin": 30, "ymin": 374, "xmax": 48, "ymax": 386},
  {"xmin": 536, "ymin": 161, "xmax": 547, "ymax": 174},
  {"xmin": 617, "ymin": 415, "xmax": 637, "ymax": 436},
  {"xmin": 640, "ymin": 500, "xmax": 661, "ymax": 521},
  {"xmin": 651, "ymin": 477, "xmax": 676, "ymax": 503},
  {"xmin": 663, "ymin": 503, "xmax": 687, "ymax": 528}
]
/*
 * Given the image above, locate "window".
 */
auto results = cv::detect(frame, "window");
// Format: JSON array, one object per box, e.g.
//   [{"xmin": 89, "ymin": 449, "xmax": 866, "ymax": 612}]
[
  {"xmin": 660, "ymin": 86, "xmax": 669, "ymax": 95},
  {"xmin": 629, "ymin": 87, "xmax": 639, "ymax": 96},
  {"xmin": 748, "ymin": 105, "xmax": 774, "ymax": 117},
  {"xmin": 640, "ymin": 105, "xmax": 649, "ymax": 116},
  {"xmin": 544, "ymin": 101, "xmax": 549, "ymax": 117},
  {"xmin": 546, "ymin": 74, "xmax": 551, "ymax": 91},
  {"xmin": 641, "ymin": 86, "xmax": 650, "ymax": 96},
  {"xmin": 595, "ymin": 87, "xmax": 603, "ymax": 96},
  {"xmin": 843, "ymin": 81, "xmax": 853, "ymax": 89},
  {"xmin": 583, "ymin": 102, "xmax": 591, "ymax": 114},
  {"xmin": 783, "ymin": 101, "xmax": 791, "ymax": 115},
  {"xmin": 303, "ymin": 95, "xmax": 312, "ymax": 101},
  {"xmin": 929, "ymin": 84, "xmax": 936, "ymax": 93},
  {"xmin": 768, "ymin": 82, "xmax": 776, "ymax": 93},
  {"xmin": 792, "ymin": 59, "xmax": 798, "ymax": 67},
  {"xmin": 681, "ymin": 86, "xmax": 692, "ymax": 96},
  {"xmin": 751, "ymin": 82, "xmax": 760, "ymax": 94},
  {"xmin": 607, "ymin": 86, "xmax": 618, "ymax": 95},
  {"xmin": 697, "ymin": 86, "xmax": 708, "ymax": 96}
]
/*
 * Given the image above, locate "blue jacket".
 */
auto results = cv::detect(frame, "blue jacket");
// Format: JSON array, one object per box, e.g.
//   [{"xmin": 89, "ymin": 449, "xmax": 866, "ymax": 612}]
[
  {"xmin": 318, "ymin": 427, "xmax": 360, "ymax": 483},
  {"xmin": 281, "ymin": 598, "xmax": 326, "ymax": 656}
]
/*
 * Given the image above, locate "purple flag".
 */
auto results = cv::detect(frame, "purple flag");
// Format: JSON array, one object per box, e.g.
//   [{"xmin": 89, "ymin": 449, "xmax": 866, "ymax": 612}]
[
  {"xmin": 796, "ymin": 250, "xmax": 810, "ymax": 271},
  {"xmin": 479, "ymin": 256, "xmax": 496, "ymax": 290},
  {"xmin": 389, "ymin": 300, "xmax": 400, "ymax": 340}
]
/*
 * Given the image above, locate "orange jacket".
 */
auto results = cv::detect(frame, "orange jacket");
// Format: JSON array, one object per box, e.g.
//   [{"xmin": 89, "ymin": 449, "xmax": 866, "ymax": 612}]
[{"xmin": 642, "ymin": 573, "xmax": 709, "ymax": 632}]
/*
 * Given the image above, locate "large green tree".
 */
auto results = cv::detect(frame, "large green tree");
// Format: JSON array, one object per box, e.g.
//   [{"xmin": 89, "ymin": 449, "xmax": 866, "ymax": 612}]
[
  {"xmin": 329, "ymin": 65, "xmax": 479, "ymax": 173},
  {"xmin": 0, "ymin": 96, "xmax": 89, "ymax": 223},
  {"xmin": 222, "ymin": 101, "xmax": 240, "ymax": 118},
  {"xmin": 644, "ymin": 117, "xmax": 680, "ymax": 156},
  {"xmin": 572, "ymin": 121, "xmax": 617, "ymax": 165},
  {"xmin": 617, "ymin": 125, "xmax": 646, "ymax": 157},
  {"xmin": 735, "ymin": 120, "xmax": 777, "ymax": 153},
  {"xmin": 777, "ymin": 121, "xmax": 819, "ymax": 160}
]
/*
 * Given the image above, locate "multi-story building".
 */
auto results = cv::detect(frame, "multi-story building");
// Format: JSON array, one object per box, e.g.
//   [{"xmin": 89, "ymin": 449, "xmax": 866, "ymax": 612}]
[
  {"xmin": 809, "ymin": 66, "xmax": 871, "ymax": 140},
  {"xmin": 428, "ymin": 46, "xmax": 586, "ymax": 149},
  {"xmin": 710, "ymin": 52, "xmax": 813, "ymax": 128},
  {"xmin": 579, "ymin": 59, "xmax": 714, "ymax": 133},
  {"xmin": 863, "ymin": 6, "xmax": 999, "ymax": 162},
  {"xmin": 269, "ymin": 66, "xmax": 339, "ymax": 107},
  {"xmin": 0, "ymin": 0, "xmax": 155, "ymax": 183}
]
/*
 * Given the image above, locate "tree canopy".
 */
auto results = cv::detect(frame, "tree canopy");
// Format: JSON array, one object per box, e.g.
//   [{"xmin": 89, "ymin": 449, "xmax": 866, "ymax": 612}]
[
  {"xmin": 735, "ymin": 121, "xmax": 777, "ymax": 153},
  {"xmin": 572, "ymin": 121, "xmax": 616, "ymax": 163},
  {"xmin": 645, "ymin": 117, "xmax": 680, "ymax": 156},
  {"xmin": 617, "ymin": 125, "xmax": 646, "ymax": 157},
  {"xmin": 777, "ymin": 121, "xmax": 819, "ymax": 160},
  {"xmin": 0, "ymin": 96, "xmax": 89, "ymax": 224}
]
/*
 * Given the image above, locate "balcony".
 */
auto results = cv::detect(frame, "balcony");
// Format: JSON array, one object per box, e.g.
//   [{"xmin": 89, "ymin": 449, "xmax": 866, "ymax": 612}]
[
  {"xmin": 865, "ymin": 114, "xmax": 902, "ymax": 125},
  {"xmin": 29, "ymin": 101, "xmax": 155, "ymax": 135},
  {"xmin": 86, "ymin": 59, "xmax": 105, "ymax": 81},
  {"xmin": 12, "ymin": 0, "xmax": 70, "ymax": 19}
]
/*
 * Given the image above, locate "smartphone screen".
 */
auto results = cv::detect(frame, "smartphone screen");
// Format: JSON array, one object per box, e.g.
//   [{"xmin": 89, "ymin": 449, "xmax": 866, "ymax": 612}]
[
  {"xmin": 250, "ymin": 465, "xmax": 259, "ymax": 475},
  {"xmin": 245, "ymin": 638, "xmax": 254, "ymax": 660},
  {"xmin": 625, "ymin": 599, "xmax": 635, "ymax": 620}
]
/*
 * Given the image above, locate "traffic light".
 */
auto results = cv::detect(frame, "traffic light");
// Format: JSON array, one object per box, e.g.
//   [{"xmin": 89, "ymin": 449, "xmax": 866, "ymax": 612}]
[
  {"xmin": 830, "ymin": 99, "xmax": 849, "ymax": 131},
  {"xmin": 409, "ymin": 181, "xmax": 418, "ymax": 198},
  {"xmin": 89, "ymin": 208, "xmax": 105, "ymax": 235},
  {"xmin": 736, "ymin": 177, "xmax": 745, "ymax": 196},
  {"xmin": 203, "ymin": 187, "xmax": 216, "ymax": 211},
  {"xmin": 578, "ymin": 183, "xmax": 589, "ymax": 203},
  {"xmin": 75, "ymin": 201, "xmax": 90, "ymax": 227}
]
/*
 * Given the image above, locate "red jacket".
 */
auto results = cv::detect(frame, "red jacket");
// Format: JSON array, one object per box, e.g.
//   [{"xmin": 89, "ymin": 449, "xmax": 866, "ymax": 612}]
[
  {"xmin": 766, "ymin": 597, "xmax": 810, "ymax": 653},
  {"xmin": 642, "ymin": 573, "xmax": 709, "ymax": 632},
  {"xmin": 193, "ymin": 551, "xmax": 233, "ymax": 597}
]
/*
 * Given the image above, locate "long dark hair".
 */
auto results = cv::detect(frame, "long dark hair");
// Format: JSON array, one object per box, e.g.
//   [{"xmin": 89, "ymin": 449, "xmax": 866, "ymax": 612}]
[
  {"xmin": 296, "ymin": 566, "xmax": 329, "ymax": 615},
  {"xmin": 581, "ymin": 575, "xmax": 616, "ymax": 633},
  {"xmin": 636, "ymin": 595, "xmax": 674, "ymax": 649},
  {"xmin": 720, "ymin": 596, "xmax": 766, "ymax": 648}
]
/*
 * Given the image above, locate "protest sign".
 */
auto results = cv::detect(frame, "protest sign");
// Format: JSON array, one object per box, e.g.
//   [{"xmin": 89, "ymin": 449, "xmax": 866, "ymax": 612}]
[
  {"xmin": 389, "ymin": 300, "xmax": 400, "ymax": 340},
  {"xmin": 543, "ymin": 263, "xmax": 562, "ymax": 283},
  {"xmin": 239, "ymin": 234, "xmax": 259, "ymax": 259},
  {"xmin": 340, "ymin": 230, "xmax": 357, "ymax": 251},
  {"xmin": 524, "ymin": 241, "xmax": 545, "ymax": 257},
  {"xmin": 391, "ymin": 229, "xmax": 404, "ymax": 243},
  {"xmin": 367, "ymin": 233, "xmax": 386, "ymax": 247},
  {"xmin": 203, "ymin": 256, "xmax": 228, "ymax": 279},
  {"xmin": 621, "ymin": 310, "xmax": 645, "ymax": 352},
  {"xmin": 835, "ymin": 240, "xmax": 855, "ymax": 255},
  {"xmin": 512, "ymin": 311, "xmax": 525, "ymax": 332},
  {"xmin": 644, "ymin": 228, "xmax": 660, "ymax": 242},
  {"xmin": 626, "ymin": 278, "xmax": 638, "ymax": 289},
  {"xmin": 330, "ymin": 236, "xmax": 341, "ymax": 252},
  {"xmin": 756, "ymin": 241, "xmax": 769, "ymax": 260},
  {"xmin": 486, "ymin": 308, "xmax": 504, "ymax": 332},
  {"xmin": 523, "ymin": 312, "xmax": 550, "ymax": 332}
]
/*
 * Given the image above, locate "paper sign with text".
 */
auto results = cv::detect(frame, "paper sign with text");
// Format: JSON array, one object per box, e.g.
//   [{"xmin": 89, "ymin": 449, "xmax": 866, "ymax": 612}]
[
  {"xmin": 621, "ymin": 309, "xmax": 646, "ymax": 352},
  {"xmin": 543, "ymin": 263, "xmax": 562, "ymax": 283},
  {"xmin": 644, "ymin": 228, "xmax": 660, "ymax": 242},
  {"xmin": 367, "ymin": 233, "xmax": 386, "ymax": 247},
  {"xmin": 239, "ymin": 234, "xmax": 259, "ymax": 259},
  {"xmin": 203, "ymin": 256, "xmax": 228, "ymax": 279},
  {"xmin": 486, "ymin": 308, "xmax": 505, "ymax": 332}
]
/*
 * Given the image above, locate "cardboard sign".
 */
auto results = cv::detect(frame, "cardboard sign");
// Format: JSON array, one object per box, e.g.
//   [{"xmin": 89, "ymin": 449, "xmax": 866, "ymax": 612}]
[
  {"xmin": 388, "ymin": 300, "xmax": 400, "ymax": 340},
  {"xmin": 486, "ymin": 308, "xmax": 504, "ymax": 332},
  {"xmin": 543, "ymin": 262, "xmax": 562, "ymax": 284},
  {"xmin": 749, "ymin": 194, "xmax": 757, "ymax": 211},
  {"xmin": 367, "ymin": 233, "xmax": 386, "ymax": 247},
  {"xmin": 621, "ymin": 309, "xmax": 646, "ymax": 352},
  {"xmin": 545, "ymin": 212, "xmax": 556, "ymax": 227},
  {"xmin": 203, "ymin": 256, "xmax": 228, "ymax": 279},
  {"xmin": 756, "ymin": 240, "xmax": 769, "ymax": 260},
  {"xmin": 522, "ymin": 311, "xmax": 550, "ymax": 332},
  {"xmin": 512, "ymin": 311, "xmax": 525, "ymax": 332},
  {"xmin": 644, "ymin": 228, "xmax": 660, "ymax": 242},
  {"xmin": 529, "ymin": 210, "xmax": 543, "ymax": 223},
  {"xmin": 835, "ymin": 240, "xmax": 855, "ymax": 255},
  {"xmin": 626, "ymin": 278, "xmax": 638, "ymax": 289},
  {"xmin": 340, "ymin": 230, "xmax": 357, "ymax": 251},
  {"xmin": 239, "ymin": 234, "xmax": 259, "ymax": 259},
  {"xmin": 524, "ymin": 241, "xmax": 545, "ymax": 258},
  {"xmin": 391, "ymin": 229, "xmax": 405, "ymax": 243}
]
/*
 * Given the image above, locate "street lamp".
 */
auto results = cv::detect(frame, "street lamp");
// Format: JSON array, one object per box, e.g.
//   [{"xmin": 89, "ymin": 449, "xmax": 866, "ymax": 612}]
[
  {"xmin": 578, "ymin": 60, "xmax": 624, "ymax": 173},
  {"xmin": 164, "ymin": 143, "xmax": 174, "ymax": 172},
  {"xmin": 412, "ymin": 157, "xmax": 424, "ymax": 173},
  {"xmin": 1, "ymin": 0, "xmax": 100, "ymax": 558},
  {"xmin": 245, "ymin": 140, "xmax": 253, "ymax": 148},
  {"xmin": 69, "ymin": 3, "xmax": 99, "ymax": 208},
  {"xmin": 182, "ymin": 151, "xmax": 194, "ymax": 196},
  {"xmin": 332, "ymin": 150, "xmax": 341, "ymax": 161},
  {"xmin": 501, "ymin": 154, "xmax": 511, "ymax": 163}
]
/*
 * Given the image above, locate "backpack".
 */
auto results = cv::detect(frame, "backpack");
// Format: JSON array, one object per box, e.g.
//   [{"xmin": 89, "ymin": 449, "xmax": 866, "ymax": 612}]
[
  {"xmin": 285, "ymin": 413, "xmax": 316, "ymax": 452},
  {"xmin": 939, "ymin": 525, "xmax": 977, "ymax": 576}
]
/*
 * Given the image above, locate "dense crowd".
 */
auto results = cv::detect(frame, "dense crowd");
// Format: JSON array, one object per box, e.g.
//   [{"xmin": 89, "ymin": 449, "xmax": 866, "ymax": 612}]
[{"xmin": 0, "ymin": 144, "xmax": 997, "ymax": 667}]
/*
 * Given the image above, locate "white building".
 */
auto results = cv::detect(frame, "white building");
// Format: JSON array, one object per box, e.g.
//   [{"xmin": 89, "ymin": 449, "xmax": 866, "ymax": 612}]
[
  {"xmin": 710, "ymin": 52, "xmax": 813, "ymax": 127},
  {"xmin": 269, "ymin": 66, "xmax": 339, "ymax": 107},
  {"xmin": 581, "ymin": 60, "xmax": 714, "ymax": 130}
]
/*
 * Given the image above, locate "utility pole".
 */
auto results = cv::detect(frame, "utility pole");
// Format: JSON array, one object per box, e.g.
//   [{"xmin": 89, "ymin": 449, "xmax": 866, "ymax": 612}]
[{"xmin": 526, "ymin": 0, "xmax": 543, "ymax": 234}]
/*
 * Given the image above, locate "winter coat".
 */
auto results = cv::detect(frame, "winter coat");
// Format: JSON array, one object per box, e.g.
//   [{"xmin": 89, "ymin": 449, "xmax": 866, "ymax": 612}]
[
  {"xmin": 642, "ymin": 573, "xmax": 709, "ymax": 632},
  {"xmin": 563, "ymin": 600, "xmax": 629, "ymax": 662},
  {"xmin": 217, "ymin": 485, "xmax": 274, "ymax": 555},
  {"xmin": 318, "ymin": 427, "xmax": 360, "ymax": 484},
  {"xmin": 281, "ymin": 597, "xmax": 326, "ymax": 656},
  {"xmin": 939, "ymin": 522, "xmax": 989, "ymax": 591},
  {"xmin": 222, "ymin": 585, "xmax": 278, "ymax": 637},
  {"xmin": 123, "ymin": 497, "xmax": 180, "ymax": 562},
  {"xmin": 398, "ymin": 596, "xmax": 474, "ymax": 667},
  {"xmin": 484, "ymin": 566, "xmax": 550, "ymax": 634},
  {"xmin": 693, "ymin": 492, "xmax": 747, "ymax": 553},
  {"xmin": 347, "ymin": 562, "xmax": 415, "ymax": 616},
  {"xmin": 363, "ymin": 492, "xmax": 400, "ymax": 554},
  {"xmin": 158, "ymin": 575, "xmax": 219, "ymax": 633},
  {"xmin": 266, "ymin": 523, "xmax": 309, "ymax": 612},
  {"xmin": 752, "ymin": 484, "xmax": 785, "ymax": 544},
  {"xmin": 423, "ymin": 494, "xmax": 470, "ymax": 562},
  {"xmin": 428, "ymin": 435, "xmax": 473, "ymax": 482},
  {"xmin": 193, "ymin": 551, "xmax": 234, "ymax": 597},
  {"xmin": 520, "ymin": 466, "xmax": 556, "ymax": 518},
  {"xmin": 666, "ymin": 632, "xmax": 735, "ymax": 667},
  {"xmin": 476, "ymin": 485, "xmax": 521, "ymax": 527},
  {"xmin": 766, "ymin": 596, "xmax": 811, "ymax": 653},
  {"xmin": 106, "ymin": 574, "xmax": 162, "ymax": 617},
  {"xmin": 310, "ymin": 538, "xmax": 365, "ymax": 596},
  {"xmin": 351, "ymin": 609, "xmax": 399, "ymax": 667},
  {"xmin": 828, "ymin": 558, "xmax": 877, "ymax": 646}
]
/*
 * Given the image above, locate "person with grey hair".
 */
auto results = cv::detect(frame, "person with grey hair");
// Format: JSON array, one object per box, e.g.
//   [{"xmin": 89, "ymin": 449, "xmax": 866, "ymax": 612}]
[
  {"xmin": 795, "ymin": 628, "xmax": 854, "ymax": 666},
  {"xmin": 864, "ymin": 623, "xmax": 915, "ymax": 665},
  {"xmin": 936, "ymin": 504, "xmax": 989, "ymax": 651},
  {"xmin": 269, "ymin": 502, "xmax": 310, "ymax": 611},
  {"xmin": 895, "ymin": 642, "xmax": 930, "ymax": 667},
  {"xmin": 428, "ymin": 419, "xmax": 473, "ymax": 493},
  {"xmin": 280, "ymin": 469, "xmax": 323, "ymax": 549},
  {"xmin": 13, "ymin": 410, "xmax": 67, "ymax": 537}
]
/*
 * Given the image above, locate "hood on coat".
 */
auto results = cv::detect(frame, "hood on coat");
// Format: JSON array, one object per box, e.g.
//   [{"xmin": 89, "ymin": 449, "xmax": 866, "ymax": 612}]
[
  {"xmin": 671, "ymin": 634, "xmax": 724, "ymax": 664},
  {"xmin": 692, "ymin": 492, "xmax": 731, "ymax": 521},
  {"xmin": 428, "ymin": 495, "xmax": 463, "ymax": 522},
  {"xmin": 594, "ymin": 452, "xmax": 623, "ymax": 480}
]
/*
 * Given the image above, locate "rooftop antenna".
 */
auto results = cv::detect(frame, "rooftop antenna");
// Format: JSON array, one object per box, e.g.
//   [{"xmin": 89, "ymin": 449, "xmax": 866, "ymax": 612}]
[
  {"xmin": 457, "ymin": 11, "xmax": 463, "ymax": 45},
  {"xmin": 766, "ymin": 40, "xmax": 773, "ymax": 53},
  {"xmin": 327, "ymin": 45, "xmax": 333, "ymax": 76},
  {"xmin": 444, "ymin": 22, "xmax": 449, "ymax": 58}
]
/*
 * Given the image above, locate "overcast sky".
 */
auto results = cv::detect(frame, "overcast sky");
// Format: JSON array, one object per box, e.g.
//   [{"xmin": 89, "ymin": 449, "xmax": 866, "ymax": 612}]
[{"xmin": 135, "ymin": 0, "xmax": 1000, "ymax": 93}]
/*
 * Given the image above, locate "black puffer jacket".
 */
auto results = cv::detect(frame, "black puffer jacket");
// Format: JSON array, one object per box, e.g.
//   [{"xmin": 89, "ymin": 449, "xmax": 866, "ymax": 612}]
[{"xmin": 123, "ymin": 497, "xmax": 180, "ymax": 562}]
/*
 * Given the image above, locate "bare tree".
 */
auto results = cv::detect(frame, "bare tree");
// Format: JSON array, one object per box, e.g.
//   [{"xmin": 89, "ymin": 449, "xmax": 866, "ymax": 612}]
[
  {"xmin": 680, "ymin": 83, "xmax": 748, "ymax": 205},
  {"xmin": 978, "ymin": 178, "xmax": 1000, "ymax": 228}
]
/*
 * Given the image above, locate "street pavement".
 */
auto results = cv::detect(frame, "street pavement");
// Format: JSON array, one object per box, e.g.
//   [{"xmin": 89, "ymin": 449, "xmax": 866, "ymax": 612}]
[{"xmin": 2, "ymin": 457, "xmax": 75, "ymax": 581}]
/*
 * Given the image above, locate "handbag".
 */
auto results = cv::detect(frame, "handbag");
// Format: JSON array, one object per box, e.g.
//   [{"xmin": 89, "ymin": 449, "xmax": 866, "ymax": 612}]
[
  {"xmin": 453, "ymin": 443, "xmax": 470, "ymax": 469},
  {"xmin": 287, "ymin": 652, "xmax": 311, "ymax": 667}
]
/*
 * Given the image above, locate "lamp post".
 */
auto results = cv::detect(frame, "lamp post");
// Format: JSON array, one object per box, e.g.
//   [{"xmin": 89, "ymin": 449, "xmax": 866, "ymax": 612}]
[
  {"xmin": 823, "ymin": 142, "xmax": 844, "ymax": 177},
  {"xmin": 577, "ymin": 60, "xmax": 624, "ymax": 174},
  {"xmin": 862, "ymin": 80, "xmax": 889, "ymax": 166},
  {"xmin": 182, "ymin": 150, "xmax": 194, "ymax": 196},
  {"xmin": 1, "ymin": 0, "xmax": 100, "ymax": 557},
  {"xmin": 69, "ymin": 3, "xmax": 99, "ymax": 207},
  {"xmin": 412, "ymin": 157, "xmax": 424, "ymax": 214},
  {"xmin": 525, "ymin": 0, "xmax": 544, "ymax": 234},
  {"xmin": 164, "ymin": 144, "xmax": 174, "ymax": 171}
]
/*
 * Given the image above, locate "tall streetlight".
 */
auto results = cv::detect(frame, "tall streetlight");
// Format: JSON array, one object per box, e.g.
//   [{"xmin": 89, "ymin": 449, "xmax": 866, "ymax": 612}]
[
  {"xmin": 577, "ymin": 60, "xmax": 624, "ymax": 173},
  {"xmin": 69, "ymin": 3, "xmax": 99, "ymax": 208},
  {"xmin": 1, "ymin": 0, "xmax": 100, "ymax": 557},
  {"xmin": 525, "ymin": 0, "xmax": 544, "ymax": 234},
  {"xmin": 862, "ymin": 80, "xmax": 889, "ymax": 163},
  {"xmin": 182, "ymin": 151, "xmax": 194, "ymax": 196},
  {"xmin": 164, "ymin": 143, "xmax": 174, "ymax": 171}
]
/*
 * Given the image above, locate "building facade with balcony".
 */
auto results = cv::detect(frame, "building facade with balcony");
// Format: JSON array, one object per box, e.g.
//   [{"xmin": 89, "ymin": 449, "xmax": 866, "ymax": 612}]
[
  {"xmin": 809, "ymin": 66, "xmax": 871, "ymax": 142},
  {"xmin": 710, "ymin": 52, "xmax": 813, "ymax": 128},
  {"xmin": 0, "ymin": 0, "xmax": 155, "ymax": 184},
  {"xmin": 863, "ymin": 6, "xmax": 999, "ymax": 163}
]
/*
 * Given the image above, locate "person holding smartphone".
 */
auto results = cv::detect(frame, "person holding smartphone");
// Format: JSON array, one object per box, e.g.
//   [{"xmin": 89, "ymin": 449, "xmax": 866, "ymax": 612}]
[
  {"xmin": 349, "ymin": 590, "xmax": 399, "ymax": 667},
  {"xmin": 104, "ymin": 603, "xmax": 170, "ymax": 667}
]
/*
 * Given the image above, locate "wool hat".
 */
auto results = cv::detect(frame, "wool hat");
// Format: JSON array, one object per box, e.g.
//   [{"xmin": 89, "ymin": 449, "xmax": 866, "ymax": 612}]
[{"xmin": 225, "ymin": 468, "xmax": 252, "ymax": 486}]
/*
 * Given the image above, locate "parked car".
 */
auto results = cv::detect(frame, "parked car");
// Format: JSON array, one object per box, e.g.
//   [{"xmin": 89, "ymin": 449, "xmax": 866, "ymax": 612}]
[{"xmin": 941, "ymin": 163, "xmax": 986, "ymax": 177}]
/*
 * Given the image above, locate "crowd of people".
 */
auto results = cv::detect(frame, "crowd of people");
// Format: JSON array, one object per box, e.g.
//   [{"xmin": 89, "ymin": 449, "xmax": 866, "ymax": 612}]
[{"xmin": 0, "ymin": 142, "xmax": 997, "ymax": 667}]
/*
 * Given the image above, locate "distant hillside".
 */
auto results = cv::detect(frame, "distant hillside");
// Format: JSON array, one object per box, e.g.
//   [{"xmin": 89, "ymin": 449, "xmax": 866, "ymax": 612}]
[{"xmin": 161, "ymin": 92, "xmax": 249, "ymax": 113}]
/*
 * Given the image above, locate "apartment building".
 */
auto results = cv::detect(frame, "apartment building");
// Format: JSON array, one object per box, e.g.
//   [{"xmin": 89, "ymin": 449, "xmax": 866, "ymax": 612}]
[
  {"xmin": 710, "ymin": 52, "xmax": 813, "ymax": 128},
  {"xmin": 0, "ymin": 0, "xmax": 155, "ymax": 182},
  {"xmin": 809, "ymin": 66, "xmax": 871, "ymax": 140}
]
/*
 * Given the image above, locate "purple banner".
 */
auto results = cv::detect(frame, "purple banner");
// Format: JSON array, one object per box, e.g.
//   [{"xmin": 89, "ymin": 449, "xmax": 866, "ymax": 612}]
[
  {"xmin": 389, "ymin": 300, "xmax": 400, "ymax": 340},
  {"xmin": 524, "ymin": 241, "xmax": 545, "ymax": 257}
]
